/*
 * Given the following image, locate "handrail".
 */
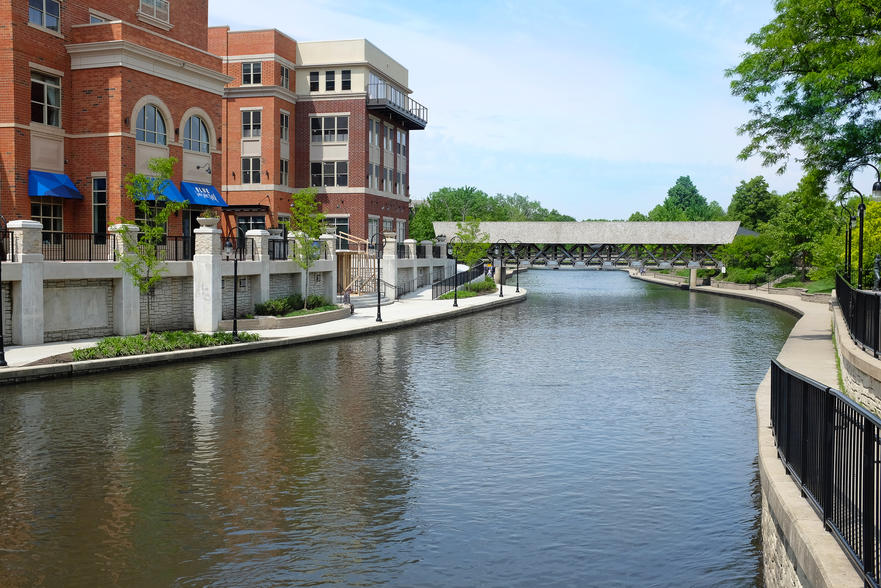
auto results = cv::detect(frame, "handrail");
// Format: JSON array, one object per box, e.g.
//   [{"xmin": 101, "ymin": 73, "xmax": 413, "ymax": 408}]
[
  {"xmin": 770, "ymin": 359, "xmax": 881, "ymax": 586},
  {"xmin": 432, "ymin": 264, "xmax": 485, "ymax": 299}
]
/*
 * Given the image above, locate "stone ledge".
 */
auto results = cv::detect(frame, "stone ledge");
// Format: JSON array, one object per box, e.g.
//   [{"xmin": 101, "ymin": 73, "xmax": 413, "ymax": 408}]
[{"xmin": 217, "ymin": 306, "xmax": 349, "ymax": 331}]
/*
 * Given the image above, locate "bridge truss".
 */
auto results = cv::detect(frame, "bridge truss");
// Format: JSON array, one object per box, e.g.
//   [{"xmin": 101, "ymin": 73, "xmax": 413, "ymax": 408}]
[{"xmin": 500, "ymin": 242, "xmax": 722, "ymax": 268}]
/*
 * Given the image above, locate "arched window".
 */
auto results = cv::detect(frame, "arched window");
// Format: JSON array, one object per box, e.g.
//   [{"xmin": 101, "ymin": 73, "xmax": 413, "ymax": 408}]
[
  {"xmin": 136, "ymin": 104, "xmax": 166, "ymax": 145},
  {"xmin": 183, "ymin": 115, "xmax": 209, "ymax": 153}
]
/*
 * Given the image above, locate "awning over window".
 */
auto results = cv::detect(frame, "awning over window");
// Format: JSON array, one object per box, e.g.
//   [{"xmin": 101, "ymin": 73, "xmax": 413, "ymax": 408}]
[
  {"xmin": 28, "ymin": 170, "xmax": 83, "ymax": 200},
  {"xmin": 140, "ymin": 179, "xmax": 186, "ymax": 202},
  {"xmin": 180, "ymin": 182, "xmax": 228, "ymax": 207}
]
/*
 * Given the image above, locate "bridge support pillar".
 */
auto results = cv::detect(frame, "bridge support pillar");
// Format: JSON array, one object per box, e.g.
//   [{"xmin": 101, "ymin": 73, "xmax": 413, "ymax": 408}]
[{"xmin": 689, "ymin": 268, "xmax": 698, "ymax": 290}]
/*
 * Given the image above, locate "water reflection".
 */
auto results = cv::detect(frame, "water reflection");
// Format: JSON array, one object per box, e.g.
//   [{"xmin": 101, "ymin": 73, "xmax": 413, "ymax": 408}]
[{"xmin": 0, "ymin": 271, "xmax": 794, "ymax": 586}]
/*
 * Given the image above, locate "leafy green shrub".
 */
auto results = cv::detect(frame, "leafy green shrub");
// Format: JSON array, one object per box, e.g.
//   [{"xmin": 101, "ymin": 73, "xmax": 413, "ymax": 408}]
[
  {"xmin": 72, "ymin": 330, "xmax": 260, "ymax": 361},
  {"xmin": 723, "ymin": 267, "xmax": 767, "ymax": 284},
  {"xmin": 283, "ymin": 304, "xmax": 338, "ymax": 317},
  {"xmin": 305, "ymin": 294, "xmax": 328, "ymax": 309},
  {"xmin": 255, "ymin": 294, "xmax": 303, "ymax": 316},
  {"xmin": 438, "ymin": 289, "xmax": 479, "ymax": 300},
  {"xmin": 464, "ymin": 277, "xmax": 497, "ymax": 293}
]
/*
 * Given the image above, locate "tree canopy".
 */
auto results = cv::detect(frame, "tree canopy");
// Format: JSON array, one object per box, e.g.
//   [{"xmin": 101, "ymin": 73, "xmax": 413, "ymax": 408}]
[
  {"xmin": 630, "ymin": 176, "xmax": 726, "ymax": 221},
  {"xmin": 727, "ymin": 0, "xmax": 881, "ymax": 179},
  {"xmin": 409, "ymin": 186, "xmax": 575, "ymax": 241},
  {"xmin": 727, "ymin": 176, "xmax": 780, "ymax": 230}
]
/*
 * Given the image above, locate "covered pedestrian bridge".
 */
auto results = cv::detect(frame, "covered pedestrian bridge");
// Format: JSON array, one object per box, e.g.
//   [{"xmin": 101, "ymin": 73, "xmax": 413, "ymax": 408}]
[{"xmin": 432, "ymin": 221, "xmax": 741, "ymax": 269}]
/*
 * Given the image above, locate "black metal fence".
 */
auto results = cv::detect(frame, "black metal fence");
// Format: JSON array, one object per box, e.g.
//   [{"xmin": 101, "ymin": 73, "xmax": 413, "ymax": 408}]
[
  {"xmin": 771, "ymin": 359, "xmax": 881, "ymax": 586},
  {"xmin": 416, "ymin": 244, "xmax": 427, "ymax": 259},
  {"xmin": 397, "ymin": 243, "xmax": 408, "ymax": 259},
  {"xmin": 1, "ymin": 228, "xmax": 12, "ymax": 262},
  {"xmin": 269, "ymin": 238, "xmax": 290, "ymax": 260},
  {"xmin": 42, "ymin": 232, "xmax": 117, "ymax": 261},
  {"xmin": 837, "ymin": 273, "xmax": 881, "ymax": 358},
  {"xmin": 432, "ymin": 264, "xmax": 485, "ymax": 299},
  {"xmin": 221, "ymin": 236, "xmax": 256, "ymax": 261},
  {"xmin": 433, "ymin": 245, "xmax": 441, "ymax": 258}
]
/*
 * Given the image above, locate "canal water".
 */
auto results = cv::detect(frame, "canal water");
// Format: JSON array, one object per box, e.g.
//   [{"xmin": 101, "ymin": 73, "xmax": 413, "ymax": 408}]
[{"xmin": 0, "ymin": 271, "xmax": 796, "ymax": 587}]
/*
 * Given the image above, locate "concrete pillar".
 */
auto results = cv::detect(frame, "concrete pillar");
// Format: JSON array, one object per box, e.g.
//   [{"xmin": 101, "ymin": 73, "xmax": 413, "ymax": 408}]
[
  {"xmin": 8, "ymin": 220, "xmax": 44, "ymax": 345},
  {"xmin": 404, "ymin": 238, "xmax": 417, "ymax": 259},
  {"xmin": 437, "ymin": 237, "xmax": 448, "ymax": 259},
  {"xmin": 246, "ymin": 229, "xmax": 270, "ymax": 305},
  {"xmin": 109, "ymin": 224, "xmax": 141, "ymax": 335},
  {"xmin": 319, "ymin": 234, "xmax": 337, "ymax": 301},
  {"xmin": 421, "ymin": 239, "xmax": 434, "ymax": 259},
  {"xmin": 193, "ymin": 217, "xmax": 222, "ymax": 332},
  {"xmin": 689, "ymin": 267, "xmax": 698, "ymax": 290},
  {"xmin": 381, "ymin": 232, "xmax": 397, "ymax": 296}
]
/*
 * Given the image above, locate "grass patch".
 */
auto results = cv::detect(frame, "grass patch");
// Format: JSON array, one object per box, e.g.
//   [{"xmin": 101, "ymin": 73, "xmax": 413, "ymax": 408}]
[
  {"xmin": 773, "ymin": 276, "xmax": 834, "ymax": 293},
  {"xmin": 438, "ymin": 277, "xmax": 497, "ymax": 300},
  {"xmin": 282, "ymin": 304, "xmax": 339, "ymax": 317},
  {"xmin": 72, "ymin": 330, "xmax": 260, "ymax": 361},
  {"xmin": 255, "ymin": 294, "xmax": 331, "ymax": 316}
]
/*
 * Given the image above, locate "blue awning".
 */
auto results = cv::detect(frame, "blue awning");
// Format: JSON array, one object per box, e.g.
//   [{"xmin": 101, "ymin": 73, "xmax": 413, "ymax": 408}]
[
  {"xmin": 141, "ymin": 179, "xmax": 185, "ymax": 202},
  {"xmin": 180, "ymin": 182, "xmax": 227, "ymax": 207},
  {"xmin": 28, "ymin": 170, "xmax": 83, "ymax": 200}
]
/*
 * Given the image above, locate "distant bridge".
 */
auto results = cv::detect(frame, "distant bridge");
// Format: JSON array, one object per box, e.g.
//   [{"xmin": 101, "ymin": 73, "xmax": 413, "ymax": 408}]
[{"xmin": 431, "ymin": 221, "xmax": 741, "ymax": 268}]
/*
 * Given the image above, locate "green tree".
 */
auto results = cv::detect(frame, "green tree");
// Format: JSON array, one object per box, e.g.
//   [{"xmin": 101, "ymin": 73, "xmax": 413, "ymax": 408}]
[
  {"xmin": 727, "ymin": 176, "xmax": 780, "ymax": 230},
  {"xmin": 763, "ymin": 170, "xmax": 837, "ymax": 277},
  {"xmin": 644, "ymin": 176, "xmax": 723, "ymax": 221},
  {"xmin": 288, "ymin": 187, "xmax": 326, "ymax": 308},
  {"xmin": 727, "ymin": 0, "xmax": 881, "ymax": 177},
  {"xmin": 115, "ymin": 157, "xmax": 186, "ymax": 338},
  {"xmin": 628, "ymin": 211, "xmax": 649, "ymax": 221},
  {"xmin": 451, "ymin": 218, "xmax": 490, "ymax": 269}
]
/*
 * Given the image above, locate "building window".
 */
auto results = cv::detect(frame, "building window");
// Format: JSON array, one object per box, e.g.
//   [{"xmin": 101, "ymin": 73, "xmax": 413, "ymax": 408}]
[
  {"xmin": 311, "ymin": 116, "xmax": 348, "ymax": 143},
  {"xmin": 277, "ymin": 213, "xmax": 291, "ymax": 232},
  {"xmin": 383, "ymin": 217, "xmax": 393, "ymax": 233},
  {"xmin": 368, "ymin": 163, "xmax": 380, "ymax": 190},
  {"xmin": 279, "ymin": 158, "xmax": 289, "ymax": 185},
  {"xmin": 397, "ymin": 130, "xmax": 407, "ymax": 156},
  {"xmin": 383, "ymin": 166, "xmax": 393, "ymax": 191},
  {"xmin": 242, "ymin": 157, "xmax": 261, "ymax": 184},
  {"xmin": 280, "ymin": 112, "xmax": 289, "ymax": 141},
  {"xmin": 368, "ymin": 119, "xmax": 378, "ymax": 146},
  {"xmin": 384, "ymin": 124, "xmax": 393, "ymax": 151},
  {"xmin": 29, "ymin": 0, "xmax": 59, "ymax": 31},
  {"xmin": 242, "ymin": 110, "xmax": 261, "ymax": 138},
  {"xmin": 325, "ymin": 70, "xmax": 335, "ymax": 91},
  {"xmin": 368, "ymin": 217, "xmax": 379, "ymax": 242},
  {"xmin": 310, "ymin": 161, "xmax": 347, "ymax": 187},
  {"xmin": 139, "ymin": 0, "xmax": 169, "ymax": 22},
  {"xmin": 236, "ymin": 216, "xmax": 265, "ymax": 232},
  {"xmin": 89, "ymin": 13, "xmax": 109, "ymax": 23},
  {"xmin": 341, "ymin": 70, "xmax": 351, "ymax": 91},
  {"xmin": 309, "ymin": 71, "xmax": 319, "ymax": 92},
  {"xmin": 92, "ymin": 177, "xmax": 107, "ymax": 239},
  {"xmin": 396, "ymin": 171, "xmax": 402, "ymax": 195},
  {"xmin": 136, "ymin": 104, "xmax": 167, "ymax": 145},
  {"xmin": 31, "ymin": 72, "xmax": 61, "ymax": 127},
  {"xmin": 326, "ymin": 217, "xmax": 349, "ymax": 249},
  {"xmin": 183, "ymin": 116, "xmax": 209, "ymax": 153},
  {"xmin": 242, "ymin": 62, "xmax": 261, "ymax": 85},
  {"xmin": 31, "ymin": 198, "xmax": 63, "ymax": 244},
  {"xmin": 280, "ymin": 66, "xmax": 290, "ymax": 89},
  {"xmin": 396, "ymin": 219, "xmax": 406, "ymax": 242}
]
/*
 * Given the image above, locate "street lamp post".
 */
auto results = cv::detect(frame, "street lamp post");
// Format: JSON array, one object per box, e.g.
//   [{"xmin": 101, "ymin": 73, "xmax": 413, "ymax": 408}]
[
  {"xmin": 495, "ymin": 239, "xmax": 508, "ymax": 298},
  {"xmin": 512, "ymin": 241, "xmax": 520, "ymax": 293},
  {"xmin": 0, "ymin": 215, "xmax": 7, "ymax": 367},
  {"xmin": 371, "ymin": 233, "xmax": 385, "ymax": 322},
  {"xmin": 224, "ymin": 236, "xmax": 239, "ymax": 341},
  {"xmin": 446, "ymin": 236, "xmax": 461, "ymax": 307},
  {"xmin": 847, "ymin": 164, "xmax": 881, "ymax": 289},
  {"xmin": 839, "ymin": 198, "xmax": 857, "ymax": 282}
]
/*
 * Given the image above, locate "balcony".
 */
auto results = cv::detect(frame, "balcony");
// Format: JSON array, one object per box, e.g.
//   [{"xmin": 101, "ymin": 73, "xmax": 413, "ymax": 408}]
[{"xmin": 367, "ymin": 82, "xmax": 428, "ymax": 130}]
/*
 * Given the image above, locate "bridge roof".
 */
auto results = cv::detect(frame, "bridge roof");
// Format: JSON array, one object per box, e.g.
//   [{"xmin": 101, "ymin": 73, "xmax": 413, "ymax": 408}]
[{"xmin": 431, "ymin": 221, "xmax": 741, "ymax": 245}]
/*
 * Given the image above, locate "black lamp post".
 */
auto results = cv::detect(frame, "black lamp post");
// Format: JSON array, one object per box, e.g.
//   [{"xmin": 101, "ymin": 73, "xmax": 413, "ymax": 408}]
[
  {"xmin": 847, "ymin": 164, "xmax": 881, "ymax": 289},
  {"xmin": 446, "ymin": 236, "xmax": 461, "ymax": 307},
  {"xmin": 839, "ymin": 198, "xmax": 857, "ymax": 282},
  {"xmin": 0, "ymin": 215, "xmax": 7, "ymax": 367},
  {"xmin": 371, "ymin": 233, "xmax": 385, "ymax": 322},
  {"xmin": 224, "ymin": 235, "xmax": 239, "ymax": 341},
  {"xmin": 512, "ymin": 241, "xmax": 521, "ymax": 293},
  {"xmin": 494, "ymin": 239, "xmax": 508, "ymax": 298}
]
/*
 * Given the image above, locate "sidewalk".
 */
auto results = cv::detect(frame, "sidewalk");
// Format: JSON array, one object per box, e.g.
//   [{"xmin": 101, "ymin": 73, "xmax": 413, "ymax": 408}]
[{"xmin": 0, "ymin": 286, "xmax": 526, "ymax": 384}]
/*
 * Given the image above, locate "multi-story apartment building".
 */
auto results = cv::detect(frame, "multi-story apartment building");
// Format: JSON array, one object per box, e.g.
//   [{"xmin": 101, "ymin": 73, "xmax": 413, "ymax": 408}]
[
  {"xmin": 208, "ymin": 29, "xmax": 427, "ymax": 244},
  {"xmin": 0, "ymin": 0, "xmax": 229, "ymax": 242}
]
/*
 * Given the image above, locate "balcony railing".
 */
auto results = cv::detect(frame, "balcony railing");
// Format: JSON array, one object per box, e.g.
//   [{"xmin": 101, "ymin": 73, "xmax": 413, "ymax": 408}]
[
  {"xmin": 366, "ymin": 82, "xmax": 428, "ymax": 130},
  {"xmin": 41, "ymin": 232, "xmax": 116, "ymax": 261}
]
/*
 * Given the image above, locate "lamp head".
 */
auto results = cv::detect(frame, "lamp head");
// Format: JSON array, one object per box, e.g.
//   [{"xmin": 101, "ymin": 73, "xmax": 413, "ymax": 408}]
[{"xmin": 872, "ymin": 180, "xmax": 881, "ymax": 201}]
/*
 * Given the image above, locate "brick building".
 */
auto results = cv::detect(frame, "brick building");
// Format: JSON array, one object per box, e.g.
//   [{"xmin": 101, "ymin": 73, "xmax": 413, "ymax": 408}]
[
  {"xmin": 207, "ymin": 29, "xmax": 428, "ymax": 244},
  {"xmin": 0, "ymin": 0, "xmax": 229, "ymax": 242}
]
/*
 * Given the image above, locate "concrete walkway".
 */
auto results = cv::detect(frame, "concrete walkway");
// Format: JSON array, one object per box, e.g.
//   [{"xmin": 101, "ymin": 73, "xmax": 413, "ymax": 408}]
[{"xmin": 0, "ymin": 286, "xmax": 526, "ymax": 384}]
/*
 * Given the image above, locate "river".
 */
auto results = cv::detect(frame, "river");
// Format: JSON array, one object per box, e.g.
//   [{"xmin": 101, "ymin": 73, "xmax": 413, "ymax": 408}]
[{"xmin": 0, "ymin": 270, "xmax": 796, "ymax": 586}]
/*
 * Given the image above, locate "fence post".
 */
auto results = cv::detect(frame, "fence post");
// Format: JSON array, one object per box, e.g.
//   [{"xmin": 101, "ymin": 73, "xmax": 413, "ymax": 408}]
[
  {"xmin": 8, "ymin": 220, "xmax": 44, "ymax": 345},
  {"xmin": 319, "ymin": 234, "xmax": 337, "ymax": 302},
  {"xmin": 822, "ymin": 390, "xmax": 835, "ymax": 523},
  {"xmin": 863, "ymin": 419, "xmax": 876, "ymax": 580},
  {"xmin": 108, "ymin": 224, "xmax": 141, "ymax": 335},
  {"xmin": 246, "ymin": 229, "xmax": 270, "ymax": 306},
  {"xmin": 193, "ymin": 217, "xmax": 222, "ymax": 332}
]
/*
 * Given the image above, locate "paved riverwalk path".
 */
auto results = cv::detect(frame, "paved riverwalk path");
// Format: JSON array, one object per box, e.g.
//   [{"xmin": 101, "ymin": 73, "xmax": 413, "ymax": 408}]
[{"xmin": 0, "ymin": 286, "xmax": 526, "ymax": 384}]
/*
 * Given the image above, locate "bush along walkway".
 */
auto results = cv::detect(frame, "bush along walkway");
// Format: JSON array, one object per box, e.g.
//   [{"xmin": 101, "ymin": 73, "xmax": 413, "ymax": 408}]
[{"xmin": 71, "ymin": 331, "xmax": 260, "ymax": 361}]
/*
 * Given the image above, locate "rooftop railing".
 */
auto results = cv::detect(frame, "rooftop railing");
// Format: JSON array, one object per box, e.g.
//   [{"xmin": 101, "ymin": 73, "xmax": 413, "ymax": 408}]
[{"xmin": 366, "ymin": 82, "xmax": 428, "ymax": 129}]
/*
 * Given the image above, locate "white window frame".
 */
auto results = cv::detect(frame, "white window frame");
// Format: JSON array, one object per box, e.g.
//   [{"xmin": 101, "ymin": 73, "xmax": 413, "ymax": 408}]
[
  {"xmin": 279, "ymin": 158, "xmax": 289, "ymax": 185},
  {"xmin": 384, "ymin": 124, "xmax": 394, "ymax": 151},
  {"xmin": 241, "ymin": 109, "xmax": 261, "ymax": 138},
  {"xmin": 92, "ymin": 176, "xmax": 107, "ymax": 236},
  {"xmin": 31, "ymin": 197, "xmax": 63, "ymax": 244},
  {"xmin": 242, "ymin": 62, "xmax": 261, "ymax": 85},
  {"xmin": 183, "ymin": 115, "xmax": 209, "ymax": 153},
  {"xmin": 280, "ymin": 111, "xmax": 289, "ymax": 141},
  {"xmin": 138, "ymin": 0, "xmax": 169, "ymax": 22},
  {"xmin": 310, "ymin": 161, "xmax": 348, "ymax": 187},
  {"xmin": 31, "ymin": 71, "xmax": 61, "ymax": 127},
  {"xmin": 241, "ymin": 157, "xmax": 261, "ymax": 184},
  {"xmin": 29, "ymin": 0, "xmax": 60, "ymax": 32},
  {"xmin": 309, "ymin": 71, "xmax": 319, "ymax": 92},
  {"xmin": 325, "ymin": 70, "xmax": 335, "ymax": 91},
  {"xmin": 341, "ymin": 69, "xmax": 351, "ymax": 91},
  {"xmin": 310, "ymin": 115, "xmax": 348, "ymax": 144},
  {"xmin": 136, "ymin": 104, "xmax": 167, "ymax": 145},
  {"xmin": 280, "ymin": 66, "xmax": 290, "ymax": 90}
]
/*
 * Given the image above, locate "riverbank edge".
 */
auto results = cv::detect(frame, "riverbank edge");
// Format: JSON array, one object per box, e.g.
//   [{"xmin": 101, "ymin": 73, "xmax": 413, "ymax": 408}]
[
  {"xmin": 0, "ymin": 291, "xmax": 526, "ymax": 386},
  {"xmin": 630, "ymin": 270, "xmax": 861, "ymax": 587}
]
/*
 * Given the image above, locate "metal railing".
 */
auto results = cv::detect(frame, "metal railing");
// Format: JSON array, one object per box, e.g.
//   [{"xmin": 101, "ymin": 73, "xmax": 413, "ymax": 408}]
[
  {"xmin": 432, "ymin": 264, "xmax": 485, "ymax": 299},
  {"xmin": 135, "ymin": 236, "xmax": 193, "ymax": 262},
  {"xmin": 397, "ymin": 243, "xmax": 408, "ymax": 259},
  {"xmin": 366, "ymin": 82, "xmax": 428, "ymax": 126},
  {"xmin": 837, "ymin": 273, "xmax": 881, "ymax": 358},
  {"xmin": 771, "ymin": 360, "xmax": 881, "ymax": 586},
  {"xmin": 221, "ymin": 236, "xmax": 256, "ymax": 261},
  {"xmin": 41, "ymin": 232, "xmax": 117, "ymax": 261},
  {"xmin": 416, "ymin": 244, "xmax": 427, "ymax": 259},
  {"xmin": 1, "ymin": 228, "xmax": 12, "ymax": 262},
  {"xmin": 269, "ymin": 238, "xmax": 290, "ymax": 260},
  {"xmin": 433, "ymin": 245, "xmax": 441, "ymax": 258}
]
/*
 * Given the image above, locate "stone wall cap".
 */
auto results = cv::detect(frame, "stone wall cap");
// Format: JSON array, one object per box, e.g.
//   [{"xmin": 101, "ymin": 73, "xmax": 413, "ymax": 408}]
[{"xmin": 8, "ymin": 220, "xmax": 43, "ymax": 229}]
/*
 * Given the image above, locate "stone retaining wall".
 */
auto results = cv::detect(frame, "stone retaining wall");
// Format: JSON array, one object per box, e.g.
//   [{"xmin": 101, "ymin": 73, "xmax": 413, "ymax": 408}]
[
  {"xmin": 45, "ymin": 279, "xmax": 114, "ymax": 342},
  {"xmin": 270, "ymin": 273, "xmax": 298, "ymax": 299},
  {"xmin": 833, "ymin": 300, "xmax": 881, "ymax": 417},
  {"xmin": 222, "ymin": 275, "xmax": 253, "ymax": 320},
  {"xmin": 2, "ymin": 283, "xmax": 10, "ymax": 346},
  {"xmin": 141, "ymin": 277, "xmax": 193, "ymax": 332},
  {"xmin": 762, "ymin": 494, "xmax": 802, "ymax": 588}
]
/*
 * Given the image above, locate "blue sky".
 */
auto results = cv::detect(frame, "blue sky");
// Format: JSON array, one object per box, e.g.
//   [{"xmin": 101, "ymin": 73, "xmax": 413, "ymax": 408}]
[{"xmin": 209, "ymin": 0, "xmax": 805, "ymax": 220}]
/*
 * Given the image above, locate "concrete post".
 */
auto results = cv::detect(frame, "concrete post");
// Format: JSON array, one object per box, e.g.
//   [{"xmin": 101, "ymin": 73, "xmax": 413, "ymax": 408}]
[
  {"xmin": 381, "ymin": 232, "xmax": 397, "ymax": 297},
  {"xmin": 246, "ymin": 229, "xmax": 270, "ymax": 305},
  {"xmin": 420, "ymin": 240, "xmax": 433, "ymax": 259},
  {"xmin": 689, "ymin": 267, "xmax": 698, "ymax": 290},
  {"xmin": 319, "ymin": 234, "xmax": 337, "ymax": 302},
  {"xmin": 193, "ymin": 217, "xmax": 222, "ymax": 332},
  {"xmin": 8, "ymin": 220, "xmax": 44, "ymax": 345},
  {"xmin": 404, "ymin": 238, "xmax": 417, "ymax": 259},
  {"xmin": 437, "ymin": 237, "xmax": 448, "ymax": 259},
  {"xmin": 108, "ymin": 224, "xmax": 141, "ymax": 335}
]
